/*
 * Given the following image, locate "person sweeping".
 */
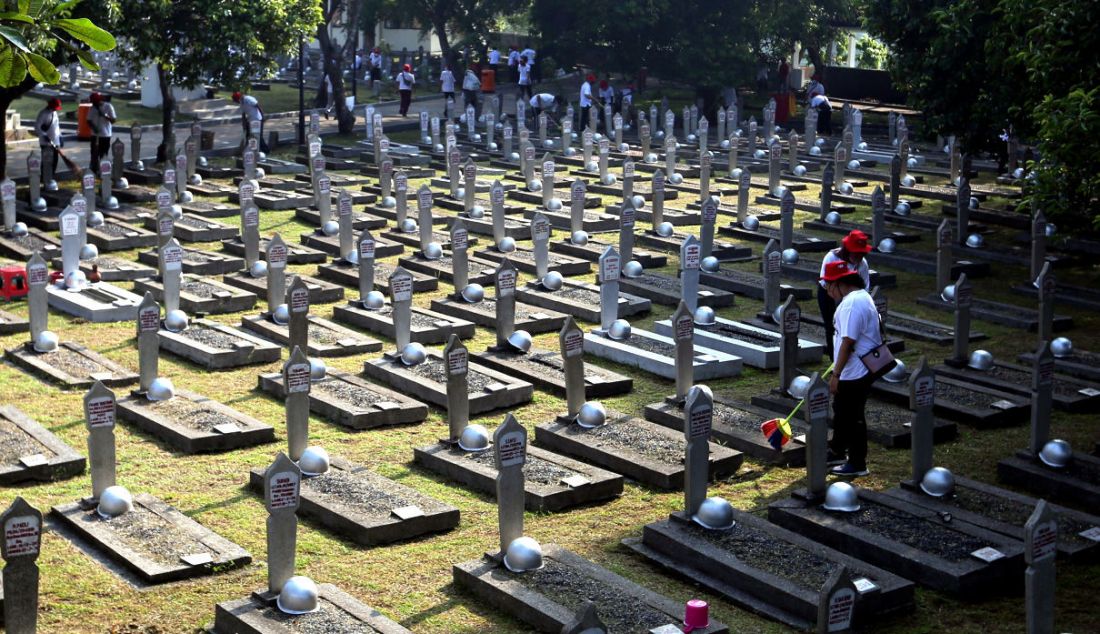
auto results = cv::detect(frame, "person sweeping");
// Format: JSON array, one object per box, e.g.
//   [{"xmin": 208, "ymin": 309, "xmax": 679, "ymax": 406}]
[{"xmin": 35, "ymin": 97, "xmax": 63, "ymax": 187}]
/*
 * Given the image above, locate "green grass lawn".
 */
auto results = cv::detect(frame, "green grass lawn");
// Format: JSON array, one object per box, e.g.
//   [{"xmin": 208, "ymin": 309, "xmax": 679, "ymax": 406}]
[{"xmin": 0, "ymin": 143, "xmax": 1097, "ymax": 633}]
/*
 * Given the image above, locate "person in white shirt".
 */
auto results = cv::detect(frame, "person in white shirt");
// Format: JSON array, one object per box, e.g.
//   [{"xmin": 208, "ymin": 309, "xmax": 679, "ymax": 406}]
[
  {"xmin": 620, "ymin": 84, "xmax": 635, "ymax": 121},
  {"xmin": 35, "ymin": 97, "xmax": 62, "ymax": 184},
  {"xmin": 818, "ymin": 230, "xmax": 872, "ymax": 358},
  {"xmin": 368, "ymin": 47, "xmax": 383, "ymax": 83},
  {"xmin": 440, "ymin": 65, "xmax": 456, "ymax": 103},
  {"xmin": 488, "ymin": 47, "xmax": 501, "ymax": 66},
  {"xmin": 462, "ymin": 64, "xmax": 481, "ymax": 116},
  {"xmin": 811, "ymin": 92, "xmax": 832, "ymax": 135},
  {"xmin": 233, "ymin": 91, "xmax": 268, "ymax": 152},
  {"xmin": 521, "ymin": 46, "xmax": 537, "ymax": 81},
  {"xmin": 579, "ymin": 74, "xmax": 595, "ymax": 131},
  {"xmin": 529, "ymin": 93, "xmax": 560, "ymax": 121},
  {"xmin": 87, "ymin": 92, "xmax": 116, "ymax": 174},
  {"xmin": 507, "ymin": 46, "xmax": 520, "ymax": 83},
  {"xmin": 396, "ymin": 63, "xmax": 415, "ymax": 117},
  {"xmin": 517, "ymin": 56, "xmax": 532, "ymax": 99},
  {"xmin": 820, "ymin": 257, "xmax": 882, "ymax": 477}
]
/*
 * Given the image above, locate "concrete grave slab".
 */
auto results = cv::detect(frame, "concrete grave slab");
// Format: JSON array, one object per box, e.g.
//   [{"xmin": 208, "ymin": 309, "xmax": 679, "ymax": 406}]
[
  {"xmin": 415, "ymin": 442, "xmax": 622, "ymax": 512},
  {"xmin": 222, "ymin": 237, "xmax": 329, "ymax": 264},
  {"xmin": 550, "ymin": 238, "xmax": 668, "ymax": 268},
  {"xmin": 768, "ymin": 488, "xmax": 1024, "ymax": 597},
  {"xmin": 776, "ymin": 261, "xmax": 898, "ymax": 290},
  {"xmin": 318, "ymin": 260, "xmax": 439, "ymax": 294},
  {"xmin": 333, "ymin": 302, "xmax": 473, "ymax": 344},
  {"xmin": 720, "ymin": 224, "xmax": 837, "ymax": 252},
  {"xmin": 430, "ymin": 296, "xmax": 568, "ymax": 335},
  {"xmin": 247, "ymin": 455, "xmax": 457, "ymax": 546},
  {"xmin": 242, "ymin": 315, "xmax": 382, "ymax": 357},
  {"xmin": 516, "ymin": 279, "xmax": 651, "ymax": 324},
  {"xmin": 626, "ymin": 510, "xmax": 914, "ymax": 631},
  {"xmin": 636, "ymin": 232, "xmax": 752, "ymax": 261},
  {"xmin": 45, "ymin": 281, "xmax": 142, "ymax": 323},
  {"xmin": 935, "ymin": 362, "xmax": 1100, "ymax": 413},
  {"xmin": 999, "ymin": 450, "xmax": 1100, "ymax": 513},
  {"xmin": 584, "ymin": 329, "xmax": 742, "ymax": 381},
  {"xmin": 178, "ymin": 199, "xmax": 238, "ymax": 219},
  {"xmin": 397, "ymin": 253, "xmax": 498, "ymax": 287},
  {"xmin": 258, "ymin": 369, "xmax": 428, "ymax": 430},
  {"xmin": 0, "ymin": 228, "xmax": 60, "ymax": 261},
  {"xmin": 0, "ymin": 405, "xmax": 84, "ymax": 484},
  {"xmin": 86, "ymin": 220, "xmax": 157, "ymax": 251},
  {"xmin": 536, "ymin": 412, "xmax": 743, "ymax": 490},
  {"xmin": 475, "ymin": 246, "xmax": 591, "ymax": 277},
  {"xmin": 614, "ymin": 272, "xmax": 735, "ymax": 308},
  {"xmin": 917, "ymin": 293, "xmax": 1072, "ymax": 332},
  {"xmin": 158, "ymin": 319, "xmax": 281, "ymax": 369},
  {"xmin": 222, "ymin": 272, "xmax": 344, "ymax": 305},
  {"xmin": 454, "ymin": 545, "xmax": 728, "ymax": 633},
  {"xmin": 442, "ymin": 214, "xmax": 530, "ymax": 240},
  {"xmin": 870, "ymin": 375, "xmax": 1029, "ymax": 428},
  {"xmin": 134, "ymin": 275, "xmax": 257, "ymax": 315},
  {"xmin": 476, "ymin": 347, "xmax": 633, "ymax": 398},
  {"xmin": 363, "ymin": 349, "xmax": 533, "ymax": 415},
  {"xmin": 52, "ymin": 492, "xmax": 250, "ymax": 584},
  {"xmin": 137, "ymin": 247, "xmax": 244, "ymax": 276},
  {"xmin": 294, "ymin": 206, "xmax": 387, "ymax": 231},
  {"xmin": 50, "ymin": 256, "xmax": 156, "ymax": 282},
  {"xmin": 698, "ymin": 267, "xmax": 812, "ymax": 301},
  {"xmin": 655, "ymin": 316, "xmax": 823, "ymax": 369},
  {"xmin": 212, "ymin": 584, "xmax": 411, "ymax": 634},
  {"xmin": 117, "ymin": 389, "xmax": 275, "ymax": 453},
  {"xmin": 1018, "ymin": 348, "xmax": 1100, "ymax": 383},
  {"xmin": 6, "ymin": 341, "xmax": 138, "ymax": 389},
  {"xmin": 300, "ymin": 231, "xmax": 403, "ymax": 259},
  {"xmin": 0, "ymin": 307, "xmax": 28, "ymax": 335},
  {"xmin": 145, "ymin": 214, "xmax": 236, "ymax": 243}
]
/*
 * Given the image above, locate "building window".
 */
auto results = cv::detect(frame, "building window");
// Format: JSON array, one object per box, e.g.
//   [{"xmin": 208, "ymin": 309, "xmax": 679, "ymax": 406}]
[{"xmin": 384, "ymin": 18, "xmax": 420, "ymax": 30}]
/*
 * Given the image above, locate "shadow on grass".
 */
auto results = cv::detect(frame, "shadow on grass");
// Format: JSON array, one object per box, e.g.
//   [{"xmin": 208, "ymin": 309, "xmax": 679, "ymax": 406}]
[{"xmin": 182, "ymin": 490, "xmax": 253, "ymax": 517}]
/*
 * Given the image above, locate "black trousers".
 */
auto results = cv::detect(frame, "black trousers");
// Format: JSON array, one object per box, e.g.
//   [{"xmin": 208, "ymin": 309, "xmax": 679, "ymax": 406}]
[
  {"xmin": 243, "ymin": 120, "xmax": 269, "ymax": 152},
  {"xmin": 462, "ymin": 89, "xmax": 479, "ymax": 116},
  {"xmin": 818, "ymin": 103, "xmax": 833, "ymax": 135},
  {"xmin": 817, "ymin": 285, "xmax": 837, "ymax": 359},
  {"xmin": 519, "ymin": 83, "xmax": 533, "ymax": 99},
  {"xmin": 39, "ymin": 145, "xmax": 57, "ymax": 182},
  {"xmin": 399, "ymin": 89, "xmax": 412, "ymax": 116},
  {"xmin": 90, "ymin": 136, "xmax": 110, "ymax": 174},
  {"xmin": 830, "ymin": 373, "xmax": 873, "ymax": 469},
  {"xmin": 580, "ymin": 106, "xmax": 590, "ymax": 131}
]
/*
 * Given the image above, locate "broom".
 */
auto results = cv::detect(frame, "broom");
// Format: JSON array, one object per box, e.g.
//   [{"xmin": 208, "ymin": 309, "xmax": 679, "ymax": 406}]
[
  {"xmin": 761, "ymin": 363, "xmax": 835, "ymax": 450},
  {"xmin": 50, "ymin": 143, "xmax": 83, "ymax": 178}
]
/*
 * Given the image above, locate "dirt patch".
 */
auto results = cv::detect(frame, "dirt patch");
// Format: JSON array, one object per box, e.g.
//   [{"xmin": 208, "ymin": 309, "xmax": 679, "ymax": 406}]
[
  {"xmin": 513, "ymin": 558, "xmax": 672, "ymax": 632},
  {"xmin": 260, "ymin": 598, "xmax": 380, "ymax": 633},
  {"xmin": 838, "ymin": 499, "xmax": 987, "ymax": 561},
  {"xmin": 98, "ymin": 504, "xmax": 217, "ymax": 568},
  {"xmin": 0, "ymin": 417, "xmax": 53, "ymax": 464}
]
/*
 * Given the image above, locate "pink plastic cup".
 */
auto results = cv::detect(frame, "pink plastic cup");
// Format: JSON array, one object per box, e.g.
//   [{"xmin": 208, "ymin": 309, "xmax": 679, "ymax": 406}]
[{"xmin": 684, "ymin": 599, "xmax": 709, "ymax": 631}]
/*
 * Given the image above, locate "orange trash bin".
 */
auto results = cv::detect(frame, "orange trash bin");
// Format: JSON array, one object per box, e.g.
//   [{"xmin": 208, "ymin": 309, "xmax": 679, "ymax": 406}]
[
  {"xmin": 480, "ymin": 69, "xmax": 496, "ymax": 93},
  {"xmin": 77, "ymin": 103, "xmax": 93, "ymax": 140}
]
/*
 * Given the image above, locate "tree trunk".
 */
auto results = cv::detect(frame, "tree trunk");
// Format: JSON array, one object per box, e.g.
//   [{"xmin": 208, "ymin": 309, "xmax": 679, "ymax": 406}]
[
  {"xmin": 316, "ymin": 5, "xmax": 355, "ymax": 135},
  {"xmin": 431, "ymin": 3, "xmax": 456, "ymax": 70},
  {"xmin": 806, "ymin": 43, "xmax": 827, "ymax": 82},
  {"xmin": 156, "ymin": 63, "xmax": 176, "ymax": 164},
  {"xmin": 0, "ymin": 77, "xmax": 41, "ymax": 180}
]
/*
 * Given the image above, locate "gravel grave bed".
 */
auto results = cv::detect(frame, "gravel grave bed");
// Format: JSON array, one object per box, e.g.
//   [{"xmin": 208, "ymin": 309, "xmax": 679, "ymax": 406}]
[
  {"xmin": 8, "ymin": 234, "xmax": 51, "ymax": 249},
  {"xmin": 98, "ymin": 504, "xmax": 217, "ymax": 567},
  {"xmin": 181, "ymin": 251, "xmax": 212, "ymax": 263},
  {"xmin": 408, "ymin": 357, "xmax": 497, "ymax": 392},
  {"xmin": 709, "ymin": 269, "xmax": 760, "ymax": 283},
  {"xmin": 463, "ymin": 447, "xmax": 577, "ymax": 487},
  {"xmin": 636, "ymin": 274, "xmax": 681, "ymax": 291},
  {"xmin": 698, "ymin": 322, "xmax": 779, "ymax": 345},
  {"xmin": 712, "ymin": 402, "xmax": 808, "ymax": 436},
  {"xmin": 370, "ymin": 306, "xmax": 442, "ymax": 329},
  {"xmin": 179, "ymin": 325, "xmax": 243, "ymax": 349},
  {"xmin": 476, "ymin": 298, "xmax": 548, "ymax": 321},
  {"xmin": 90, "ymin": 256, "xmax": 131, "ymax": 269},
  {"xmin": 978, "ymin": 366, "xmax": 1086, "ymax": 398},
  {"xmin": 1060, "ymin": 350, "xmax": 1100, "ymax": 365},
  {"xmin": 260, "ymin": 599, "xmax": 379, "ymax": 634},
  {"xmin": 513, "ymin": 558, "xmax": 672, "ymax": 632},
  {"xmin": 303, "ymin": 468, "xmax": 445, "ymax": 515},
  {"xmin": 146, "ymin": 399, "xmax": 242, "ymax": 432},
  {"xmin": 0, "ymin": 417, "xmax": 53, "ymax": 464},
  {"xmin": 933, "ymin": 381, "xmax": 1002, "ymax": 408},
  {"xmin": 951, "ymin": 486, "xmax": 1095, "ymax": 548},
  {"xmin": 1062, "ymin": 457, "xmax": 1100, "ymax": 486},
  {"xmin": 46, "ymin": 348, "xmax": 110, "ymax": 376},
  {"xmin": 569, "ymin": 418, "xmax": 684, "ymax": 464},
  {"xmin": 890, "ymin": 314, "xmax": 951, "ymax": 336},
  {"xmin": 971, "ymin": 298, "xmax": 1035, "ymax": 319},
  {"xmin": 617, "ymin": 334, "xmax": 676, "ymax": 357},
  {"xmin": 511, "ymin": 351, "xmax": 565, "ymax": 374},
  {"xmin": 180, "ymin": 280, "xmax": 220, "ymax": 298},
  {"xmin": 312, "ymin": 378, "xmax": 385, "ymax": 408},
  {"xmin": 553, "ymin": 286, "xmax": 599, "ymax": 302},
  {"xmin": 686, "ymin": 521, "xmax": 842, "ymax": 590},
  {"xmin": 96, "ymin": 222, "xmax": 137, "ymax": 237},
  {"xmin": 839, "ymin": 500, "xmax": 987, "ymax": 561},
  {"xmin": 865, "ymin": 401, "xmax": 912, "ymax": 431},
  {"xmin": 174, "ymin": 216, "xmax": 211, "ymax": 228}
]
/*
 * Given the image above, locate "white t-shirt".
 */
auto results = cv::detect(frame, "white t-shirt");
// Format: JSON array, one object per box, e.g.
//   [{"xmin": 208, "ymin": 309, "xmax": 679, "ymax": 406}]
[
  {"xmin": 462, "ymin": 70, "xmax": 481, "ymax": 91},
  {"xmin": 35, "ymin": 108, "xmax": 60, "ymax": 147},
  {"xmin": 508, "ymin": 50, "xmax": 519, "ymax": 67},
  {"xmin": 488, "ymin": 49, "xmax": 501, "ymax": 65},
  {"xmin": 530, "ymin": 94, "xmax": 555, "ymax": 110},
  {"xmin": 89, "ymin": 102, "xmax": 116, "ymax": 138},
  {"xmin": 579, "ymin": 82, "xmax": 593, "ymax": 107},
  {"xmin": 807, "ymin": 80, "xmax": 825, "ymax": 98},
  {"xmin": 598, "ymin": 86, "xmax": 614, "ymax": 105},
  {"xmin": 397, "ymin": 71, "xmax": 415, "ymax": 90},
  {"xmin": 440, "ymin": 70, "xmax": 455, "ymax": 93},
  {"xmin": 369, "ymin": 52, "xmax": 382, "ymax": 69},
  {"xmin": 819, "ymin": 249, "xmax": 870, "ymax": 288},
  {"xmin": 241, "ymin": 95, "xmax": 263, "ymax": 122},
  {"xmin": 522, "ymin": 48, "xmax": 535, "ymax": 62},
  {"xmin": 833, "ymin": 288, "xmax": 880, "ymax": 381},
  {"xmin": 811, "ymin": 95, "xmax": 831, "ymax": 109},
  {"xmin": 518, "ymin": 63, "xmax": 530, "ymax": 85}
]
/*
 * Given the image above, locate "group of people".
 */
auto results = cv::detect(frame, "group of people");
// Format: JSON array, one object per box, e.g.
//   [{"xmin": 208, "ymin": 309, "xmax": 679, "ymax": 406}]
[
  {"xmin": 34, "ymin": 92, "xmax": 115, "ymax": 183},
  {"xmin": 579, "ymin": 74, "xmax": 634, "ymax": 131}
]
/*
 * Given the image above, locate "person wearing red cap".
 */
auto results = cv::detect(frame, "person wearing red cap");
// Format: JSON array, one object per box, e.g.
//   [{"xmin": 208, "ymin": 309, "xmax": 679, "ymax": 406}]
[
  {"xmin": 233, "ymin": 91, "xmax": 268, "ymax": 152},
  {"xmin": 87, "ymin": 92, "xmax": 116, "ymax": 174},
  {"xmin": 820, "ymin": 258, "xmax": 881, "ymax": 476},
  {"xmin": 35, "ymin": 97, "xmax": 63, "ymax": 184},
  {"xmin": 579, "ymin": 74, "xmax": 595, "ymax": 132},
  {"xmin": 818, "ymin": 229, "xmax": 872, "ymax": 358},
  {"xmin": 396, "ymin": 63, "xmax": 415, "ymax": 117}
]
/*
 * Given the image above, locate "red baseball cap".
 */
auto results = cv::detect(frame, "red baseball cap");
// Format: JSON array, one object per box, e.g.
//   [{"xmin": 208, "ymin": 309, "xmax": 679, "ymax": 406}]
[
  {"xmin": 403, "ymin": 64, "xmax": 411, "ymax": 71},
  {"xmin": 47, "ymin": 97, "xmax": 62, "ymax": 111},
  {"xmin": 232, "ymin": 91, "xmax": 242, "ymax": 103},
  {"xmin": 820, "ymin": 259, "xmax": 855, "ymax": 282},
  {"xmin": 586, "ymin": 74, "xmax": 596, "ymax": 83},
  {"xmin": 842, "ymin": 229, "xmax": 872, "ymax": 253},
  {"xmin": 89, "ymin": 92, "xmax": 103, "ymax": 104}
]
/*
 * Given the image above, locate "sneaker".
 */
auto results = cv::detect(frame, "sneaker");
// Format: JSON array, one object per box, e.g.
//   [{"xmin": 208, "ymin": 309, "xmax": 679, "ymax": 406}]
[
  {"xmin": 826, "ymin": 451, "xmax": 846, "ymax": 466},
  {"xmin": 831, "ymin": 462, "xmax": 869, "ymax": 477}
]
